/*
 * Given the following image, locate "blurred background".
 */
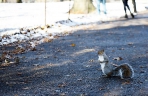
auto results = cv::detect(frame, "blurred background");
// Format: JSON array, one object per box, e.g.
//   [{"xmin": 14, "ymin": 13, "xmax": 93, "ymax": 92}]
[
  {"xmin": 0, "ymin": 0, "xmax": 123, "ymax": 3},
  {"xmin": 0, "ymin": 0, "xmax": 147, "ymax": 36}
]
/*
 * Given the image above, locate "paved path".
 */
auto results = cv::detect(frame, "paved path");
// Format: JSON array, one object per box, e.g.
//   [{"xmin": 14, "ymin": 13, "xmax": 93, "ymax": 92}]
[{"xmin": 0, "ymin": 11, "xmax": 148, "ymax": 96}]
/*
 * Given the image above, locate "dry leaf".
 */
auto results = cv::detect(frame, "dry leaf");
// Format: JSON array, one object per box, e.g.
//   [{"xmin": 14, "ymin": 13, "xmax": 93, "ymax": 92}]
[
  {"xmin": 5, "ymin": 58, "xmax": 10, "ymax": 63},
  {"xmin": 64, "ymin": 31, "xmax": 69, "ymax": 35},
  {"xmin": 71, "ymin": 43, "xmax": 76, "ymax": 47},
  {"xmin": 58, "ymin": 83, "xmax": 66, "ymax": 88},
  {"xmin": 22, "ymin": 87, "xmax": 29, "ymax": 90},
  {"xmin": 119, "ymin": 48, "xmax": 124, "ymax": 50},
  {"xmin": 140, "ymin": 70, "xmax": 145, "ymax": 73},
  {"xmin": 128, "ymin": 42, "xmax": 133, "ymax": 45},
  {"xmin": 27, "ymin": 29, "xmax": 30, "ymax": 32},
  {"xmin": 113, "ymin": 57, "xmax": 123, "ymax": 61},
  {"xmin": 33, "ymin": 64, "xmax": 39, "ymax": 66},
  {"xmin": 42, "ymin": 38, "xmax": 53, "ymax": 43},
  {"xmin": 79, "ymin": 94, "xmax": 85, "ymax": 96},
  {"xmin": 17, "ymin": 72, "xmax": 22, "ymax": 76},
  {"xmin": 99, "ymin": 87, "xmax": 105, "ymax": 90},
  {"xmin": 89, "ymin": 59, "xmax": 94, "ymax": 62},
  {"xmin": 122, "ymin": 80, "xmax": 131, "ymax": 85},
  {"xmin": 54, "ymin": 35, "xmax": 59, "ymax": 38},
  {"xmin": 46, "ymin": 24, "xmax": 50, "ymax": 28},
  {"xmin": 60, "ymin": 93, "xmax": 66, "ymax": 96},
  {"xmin": 137, "ymin": 80, "xmax": 143, "ymax": 84},
  {"xmin": 1, "ymin": 63, "xmax": 10, "ymax": 67},
  {"xmin": 77, "ymin": 78, "xmax": 82, "ymax": 81},
  {"xmin": 20, "ymin": 28, "xmax": 23, "ymax": 31},
  {"xmin": 31, "ymin": 47, "xmax": 37, "ymax": 51},
  {"xmin": 41, "ymin": 26, "xmax": 45, "ymax": 30},
  {"xmin": 140, "ymin": 66, "xmax": 146, "ymax": 68},
  {"xmin": 48, "ymin": 33, "xmax": 52, "ymax": 36},
  {"xmin": 14, "ymin": 57, "xmax": 20, "ymax": 64}
]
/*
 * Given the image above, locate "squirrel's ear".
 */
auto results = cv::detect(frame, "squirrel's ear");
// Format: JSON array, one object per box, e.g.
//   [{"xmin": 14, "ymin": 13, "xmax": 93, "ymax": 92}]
[{"xmin": 98, "ymin": 50, "xmax": 101, "ymax": 54}]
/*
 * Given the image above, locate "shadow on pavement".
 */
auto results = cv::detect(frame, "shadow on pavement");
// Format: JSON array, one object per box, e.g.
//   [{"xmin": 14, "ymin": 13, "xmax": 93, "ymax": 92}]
[{"xmin": 0, "ymin": 19, "xmax": 148, "ymax": 95}]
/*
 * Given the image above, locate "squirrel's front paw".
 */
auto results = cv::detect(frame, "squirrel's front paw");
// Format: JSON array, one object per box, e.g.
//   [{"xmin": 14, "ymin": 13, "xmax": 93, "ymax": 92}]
[
  {"xmin": 102, "ymin": 74, "xmax": 112, "ymax": 78},
  {"xmin": 102, "ymin": 74, "xmax": 108, "ymax": 78}
]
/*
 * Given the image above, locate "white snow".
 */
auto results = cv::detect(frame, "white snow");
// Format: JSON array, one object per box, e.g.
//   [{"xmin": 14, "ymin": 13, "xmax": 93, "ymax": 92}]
[{"xmin": 0, "ymin": 1, "xmax": 147, "ymax": 46}]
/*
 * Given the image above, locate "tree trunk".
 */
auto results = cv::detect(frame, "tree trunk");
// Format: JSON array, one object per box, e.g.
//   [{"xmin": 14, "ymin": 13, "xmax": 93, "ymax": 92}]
[
  {"xmin": 17, "ymin": 0, "xmax": 22, "ymax": 3},
  {"xmin": 69, "ymin": 0, "xmax": 96, "ymax": 14},
  {"xmin": 2, "ymin": 0, "xmax": 7, "ymax": 2}
]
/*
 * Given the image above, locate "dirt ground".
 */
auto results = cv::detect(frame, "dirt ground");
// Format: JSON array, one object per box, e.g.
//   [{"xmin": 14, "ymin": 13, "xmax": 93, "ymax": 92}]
[{"xmin": 0, "ymin": 11, "xmax": 148, "ymax": 96}]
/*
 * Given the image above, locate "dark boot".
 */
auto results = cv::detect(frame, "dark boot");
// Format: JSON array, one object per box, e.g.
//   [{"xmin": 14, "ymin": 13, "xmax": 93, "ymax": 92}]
[
  {"xmin": 125, "ymin": 14, "xmax": 128, "ymax": 18},
  {"xmin": 131, "ymin": 13, "xmax": 134, "ymax": 18}
]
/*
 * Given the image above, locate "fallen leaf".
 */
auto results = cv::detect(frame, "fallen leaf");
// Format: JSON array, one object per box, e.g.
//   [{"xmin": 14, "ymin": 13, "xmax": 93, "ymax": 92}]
[
  {"xmin": 119, "ymin": 48, "xmax": 124, "ymax": 50},
  {"xmin": 46, "ymin": 24, "xmax": 50, "ymax": 28},
  {"xmin": 122, "ymin": 80, "xmax": 131, "ymax": 85},
  {"xmin": 14, "ymin": 57, "xmax": 20, "ymax": 64},
  {"xmin": 113, "ymin": 57, "xmax": 123, "ymax": 61},
  {"xmin": 48, "ymin": 33, "xmax": 52, "ymax": 36},
  {"xmin": 42, "ymin": 38, "xmax": 53, "ymax": 43},
  {"xmin": 58, "ymin": 83, "xmax": 66, "ymax": 88},
  {"xmin": 41, "ymin": 26, "xmax": 45, "ymax": 30},
  {"xmin": 20, "ymin": 28, "xmax": 23, "ymax": 31},
  {"xmin": 89, "ymin": 59, "xmax": 94, "ymax": 62},
  {"xmin": 140, "ymin": 70, "xmax": 145, "ymax": 73},
  {"xmin": 77, "ymin": 78, "xmax": 82, "ymax": 81},
  {"xmin": 79, "ymin": 94, "xmax": 85, "ymax": 96},
  {"xmin": 0, "ymin": 68, "xmax": 5, "ymax": 70},
  {"xmin": 54, "ymin": 35, "xmax": 59, "ymax": 38},
  {"xmin": 24, "ymin": 80, "xmax": 31, "ymax": 83},
  {"xmin": 137, "ymin": 80, "xmax": 143, "ymax": 84},
  {"xmin": 33, "ymin": 64, "xmax": 39, "ymax": 66},
  {"xmin": 128, "ymin": 42, "xmax": 133, "ymax": 45},
  {"xmin": 60, "ymin": 93, "xmax": 66, "ymax": 96},
  {"xmin": 64, "ymin": 31, "xmax": 69, "ymax": 35},
  {"xmin": 99, "ymin": 87, "xmax": 105, "ymax": 90},
  {"xmin": 71, "ymin": 43, "xmax": 76, "ymax": 47},
  {"xmin": 140, "ymin": 66, "xmax": 146, "ymax": 68},
  {"xmin": 1, "ymin": 62, "xmax": 11, "ymax": 67},
  {"xmin": 31, "ymin": 47, "xmax": 37, "ymax": 51},
  {"xmin": 27, "ymin": 29, "xmax": 30, "ymax": 32},
  {"xmin": 22, "ymin": 87, "xmax": 29, "ymax": 90},
  {"xmin": 16, "ymin": 72, "xmax": 22, "ymax": 76}
]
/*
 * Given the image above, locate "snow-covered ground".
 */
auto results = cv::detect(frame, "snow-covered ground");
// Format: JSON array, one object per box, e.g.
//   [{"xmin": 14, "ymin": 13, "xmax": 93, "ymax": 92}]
[{"xmin": 0, "ymin": 1, "xmax": 148, "ymax": 46}]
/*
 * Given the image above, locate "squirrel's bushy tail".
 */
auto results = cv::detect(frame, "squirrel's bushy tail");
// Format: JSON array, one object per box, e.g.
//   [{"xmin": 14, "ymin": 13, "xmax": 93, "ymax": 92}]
[{"xmin": 113, "ymin": 63, "xmax": 134, "ymax": 79}]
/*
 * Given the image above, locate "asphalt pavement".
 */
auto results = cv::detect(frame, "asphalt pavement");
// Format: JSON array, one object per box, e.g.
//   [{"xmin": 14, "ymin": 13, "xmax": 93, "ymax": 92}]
[{"xmin": 0, "ymin": 11, "xmax": 148, "ymax": 96}]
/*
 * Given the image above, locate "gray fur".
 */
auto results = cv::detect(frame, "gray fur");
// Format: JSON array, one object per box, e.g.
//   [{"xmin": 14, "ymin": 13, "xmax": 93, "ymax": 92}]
[{"xmin": 98, "ymin": 50, "xmax": 134, "ymax": 79}]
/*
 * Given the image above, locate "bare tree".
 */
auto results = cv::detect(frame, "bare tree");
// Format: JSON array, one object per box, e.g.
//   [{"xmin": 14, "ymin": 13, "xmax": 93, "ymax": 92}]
[
  {"xmin": 1, "ymin": 0, "xmax": 22, "ymax": 3},
  {"xmin": 1, "ymin": 0, "xmax": 7, "ymax": 3},
  {"xmin": 69, "ymin": 0, "xmax": 96, "ymax": 14},
  {"xmin": 17, "ymin": 0, "xmax": 22, "ymax": 3}
]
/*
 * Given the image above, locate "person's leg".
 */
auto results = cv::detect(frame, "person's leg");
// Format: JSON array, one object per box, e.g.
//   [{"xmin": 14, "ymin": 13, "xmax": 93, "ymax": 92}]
[
  {"xmin": 126, "ymin": 0, "xmax": 134, "ymax": 18},
  {"xmin": 125, "ymin": 0, "xmax": 131, "ymax": 13},
  {"xmin": 122, "ymin": 0, "xmax": 128, "ymax": 18},
  {"xmin": 96, "ymin": 0, "xmax": 101, "ymax": 14},
  {"xmin": 132, "ymin": 0, "xmax": 137, "ymax": 13},
  {"xmin": 102, "ymin": 0, "xmax": 107, "ymax": 14}
]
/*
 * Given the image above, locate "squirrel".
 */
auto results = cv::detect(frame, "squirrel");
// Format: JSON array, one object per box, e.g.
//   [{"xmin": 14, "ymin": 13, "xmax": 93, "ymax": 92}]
[{"xmin": 98, "ymin": 50, "xmax": 134, "ymax": 79}]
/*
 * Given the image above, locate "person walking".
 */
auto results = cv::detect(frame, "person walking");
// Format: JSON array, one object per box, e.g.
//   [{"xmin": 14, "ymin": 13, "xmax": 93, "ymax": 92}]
[
  {"xmin": 122, "ymin": 0, "xmax": 134, "ymax": 18},
  {"xmin": 132, "ymin": 0, "xmax": 137, "ymax": 13},
  {"xmin": 96, "ymin": 0, "xmax": 107, "ymax": 14}
]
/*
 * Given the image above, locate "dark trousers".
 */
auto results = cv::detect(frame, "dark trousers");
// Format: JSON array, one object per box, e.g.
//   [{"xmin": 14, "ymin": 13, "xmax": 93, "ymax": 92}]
[
  {"xmin": 122, "ymin": 0, "xmax": 132, "ymax": 14},
  {"xmin": 132, "ymin": 0, "xmax": 137, "ymax": 13}
]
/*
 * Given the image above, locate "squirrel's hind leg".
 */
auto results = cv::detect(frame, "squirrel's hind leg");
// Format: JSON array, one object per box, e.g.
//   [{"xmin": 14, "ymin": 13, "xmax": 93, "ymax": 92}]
[
  {"xmin": 119, "ymin": 69, "xmax": 124, "ymax": 79},
  {"xmin": 101, "ymin": 74, "xmax": 112, "ymax": 78}
]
